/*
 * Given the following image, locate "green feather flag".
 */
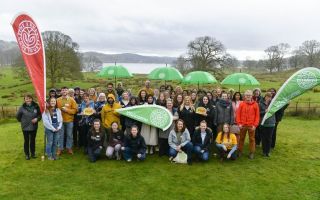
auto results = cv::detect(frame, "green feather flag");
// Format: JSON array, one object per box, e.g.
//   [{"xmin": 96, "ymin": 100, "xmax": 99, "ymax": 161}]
[
  {"xmin": 117, "ymin": 105, "xmax": 173, "ymax": 131},
  {"xmin": 261, "ymin": 67, "xmax": 320, "ymax": 125}
]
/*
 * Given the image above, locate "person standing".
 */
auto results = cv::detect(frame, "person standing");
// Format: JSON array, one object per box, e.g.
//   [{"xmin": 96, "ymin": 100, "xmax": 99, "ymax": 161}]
[
  {"xmin": 42, "ymin": 97, "xmax": 63, "ymax": 160},
  {"xmin": 56, "ymin": 87, "xmax": 78, "ymax": 155},
  {"xmin": 16, "ymin": 94, "xmax": 42, "ymax": 160},
  {"xmin": 259, "ymin": 92, "xmax": 276, "ymax": 157},
  {"xmin": 216, "ymin": 92, "xmax": 234, "ymax": 133},
  {"xmin": 178, "ymin": 96, "xmax": 196, "ymax": 138},
  {"xmin": 236, "ymin": 90, "xmax": 260, "ymax": 159},
  {"xmin": 141, "ymin": 80, "xmax": 154, "ymax": 96},
  {"xmin": 101, "ymin": 94, "xmax": 122, "ymax": 130}
]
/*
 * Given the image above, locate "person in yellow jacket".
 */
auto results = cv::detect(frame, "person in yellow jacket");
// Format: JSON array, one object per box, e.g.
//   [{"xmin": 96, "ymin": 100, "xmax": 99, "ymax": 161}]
[
  {"xmin": 101, "ymin": 94, "xmax": 122, "ymax": 131},
  {"xmin": 56, "ymin": 87, "xmax": 78, "ymax": 155}
]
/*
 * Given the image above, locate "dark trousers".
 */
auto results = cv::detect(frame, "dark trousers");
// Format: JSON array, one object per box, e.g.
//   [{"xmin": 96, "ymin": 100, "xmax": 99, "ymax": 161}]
[
  {"xmin": 79, "ymin": 124, "xmax": 90, "ymax": 149},
  {"xmin": 255, "ymin": 125, "xmax": 262, "ymax": 146},
  {"xmin": 158, "ymin": 138, "xmax": 169, "ymax": 157},
  {"xmin": 260, "ymin": 126, "xmax": 275, "ymax": 155},
  {"xmin": 73, "ymin": 117, "xmax": 80, "ymax": 147},
  {"xmin": 88, "ymin": 147, "xmax": 102, "ymax": 162},
  {"xmin": 23, "ymin": 130, "xmax": 37, "ymax": 156},
  {"xmin": 271, "ymin": 122, "xmax": 279, "ymax": 149}
]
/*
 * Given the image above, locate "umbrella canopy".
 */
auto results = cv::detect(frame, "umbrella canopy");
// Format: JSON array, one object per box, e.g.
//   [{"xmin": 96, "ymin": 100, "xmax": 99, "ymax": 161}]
[
  {"xmin": 148, "ymin": 66, "xmax": 183, "ymax": 82},
  {"xmin": 221, "ymin": 72, "xmax": 260, "ymax": 91},
  {"xmin": 182, "ymin": 71, "xmax": 218, "ymax": 89},
  {"xmin": 97, "ymin": 65, "xmax": 132, "ymax": 85}
]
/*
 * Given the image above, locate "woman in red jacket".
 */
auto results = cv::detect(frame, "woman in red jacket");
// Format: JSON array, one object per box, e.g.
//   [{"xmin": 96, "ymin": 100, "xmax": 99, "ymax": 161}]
[{"xmin": 236, "ymin": 90, "xmax": 260, "ymax": 159}]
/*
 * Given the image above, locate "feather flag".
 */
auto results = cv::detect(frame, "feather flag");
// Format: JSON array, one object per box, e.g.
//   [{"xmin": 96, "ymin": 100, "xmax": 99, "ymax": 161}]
[{"xmin": 11, "ymin": 13, "xmax": 46, "ymax": 113}]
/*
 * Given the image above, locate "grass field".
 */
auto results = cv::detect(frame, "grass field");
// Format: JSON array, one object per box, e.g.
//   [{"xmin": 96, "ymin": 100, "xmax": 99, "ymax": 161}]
[{"xmin": 0, "ymin": 117, "xmax": 320, "ymax": 199}]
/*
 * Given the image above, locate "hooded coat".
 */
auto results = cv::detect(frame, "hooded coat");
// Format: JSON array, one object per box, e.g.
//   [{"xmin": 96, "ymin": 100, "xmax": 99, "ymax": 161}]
[{"xmin": 101, "ymin": 94, "xmax": 122, "ymax": 129}]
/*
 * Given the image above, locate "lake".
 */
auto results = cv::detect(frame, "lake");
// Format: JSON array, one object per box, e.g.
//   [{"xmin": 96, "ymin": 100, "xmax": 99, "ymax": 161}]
[{"xmin": 103, "ymin": 63, "xmax": 170, "ymax": 74}]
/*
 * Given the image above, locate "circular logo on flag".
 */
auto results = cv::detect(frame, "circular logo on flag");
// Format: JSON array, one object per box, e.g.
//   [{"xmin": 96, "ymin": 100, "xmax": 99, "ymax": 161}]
[
  {"xmin": 296, "ymin": 71, "xmax": 318, "ymax": 89},
  {"xmin": 17, "ymin": 20, "xmax": 41, "ymax": 55},
  {"xmin": 150, "ymin": 109, "xmax": 169, "ymax": 128}
]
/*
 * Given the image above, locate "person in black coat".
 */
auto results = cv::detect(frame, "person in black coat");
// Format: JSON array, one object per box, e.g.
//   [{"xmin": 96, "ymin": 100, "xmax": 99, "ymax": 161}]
[
  {"xmin": 195, "ymin": 96, "xmax": 217, "ymax": 136},
  {"xmin": 87, "ymin": 119, "xmax": 105, "ymax": 162},
  {"xmin": 121, "ymin": 125, "xmax": 147, "ymax": 162},
  {"xmin": 178, "ymin": 96, "xmax": 196, "ymax": 138},
  {"xmin": 16, "ymin": 94, "xmax": 42, "ymax": 160},
  {"xmin": 192, "ymin": 120, "xmax": 213, "ymax": 161}
]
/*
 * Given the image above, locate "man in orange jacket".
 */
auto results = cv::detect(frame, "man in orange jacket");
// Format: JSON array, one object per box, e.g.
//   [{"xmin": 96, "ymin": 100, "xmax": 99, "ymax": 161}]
[{"xmin": 236, "ymin": 90, "xmax": 260, "ymax": 159}]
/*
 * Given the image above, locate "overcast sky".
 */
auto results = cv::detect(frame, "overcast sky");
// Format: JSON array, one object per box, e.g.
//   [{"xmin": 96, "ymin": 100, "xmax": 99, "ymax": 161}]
[{"xmin": 1, "ymin": 0, "xmax": 320, "ymax": 60}]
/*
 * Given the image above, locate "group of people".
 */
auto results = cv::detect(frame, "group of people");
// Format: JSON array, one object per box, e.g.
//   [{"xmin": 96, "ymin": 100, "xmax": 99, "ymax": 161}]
[{"xmin": 16, "ymin": 80, "xmax": 287, "ymax": 164}]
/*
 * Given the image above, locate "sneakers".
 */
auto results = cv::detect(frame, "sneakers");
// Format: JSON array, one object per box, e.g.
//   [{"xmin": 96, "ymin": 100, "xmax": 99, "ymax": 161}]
[
  {"xmin": 126, "ymin": 159, "xmax": 132, "ymax": 162},
  {"xmin": 248, "ymin": 153, "xmax": 255, "ymax": 159},
  {"xmin": 25, "ymin": 155, "xmax": 30, "ymax": 160},
  {"xmin": 31, "ymin": 154, "xmax": 37, "ymax": 159}
]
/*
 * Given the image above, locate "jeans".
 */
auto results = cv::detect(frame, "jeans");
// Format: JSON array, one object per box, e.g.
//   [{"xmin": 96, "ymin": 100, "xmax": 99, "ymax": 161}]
[
  {"xmin": 193, "ymin": 145, "xmax": 209, "ymax": 161},
  {"xmin": 45, "ymin": 128, "xmax": 60, "ymax": 158},
  {"xmin": 106, "ymin": 144, "xmax": 122, "ymax": 159},
  {"xmin": 216, "ymin": 145, "xmax": 237, "ymax": 160},
  {"xmin": 22, "ymin": 130, "xmax": 37, "ymax": 156},
  {"xmin": 123, "ymin": 147, "xmax": 146, "ymax": 161},
  {"xmin": 238, "ymin": 126, "xmax": 256, "ymax": 153},
  {"xmin": 58, "ymin": 122, "xmax": 74, "ymax": 150},
  {"xmin": 169, "ymin": 142, "xmax": 193, "ymax": 163},
  {"xmin": 88, "ymin": 147, "xmax": 102, "ymax": 162},
  {"xmin": 260, "ymin": 126, "xmax": 275, "ymax": 155}
]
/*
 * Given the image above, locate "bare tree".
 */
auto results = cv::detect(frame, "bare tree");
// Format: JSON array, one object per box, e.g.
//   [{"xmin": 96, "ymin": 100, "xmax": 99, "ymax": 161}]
[
  {"xmin": 299, "ymin": 40, "xmax": 320, "ymax": 67},
  {"xmin": 173, "ymin": 55, "xmax": 192, "ymax": 74},
  {"xmin": 289, "ymin": 49, "xmax": 303, "ymax": 69},
  {"xmin": 82, "ymin": 55, "xmax": 103, "ymax": 72},
  {"xmin": 264, "ymin": 43, "xmax": 290, "ymax": 72},
  {"xmin": 187, "ymin": 36, "xmax": 226, "ymax": 71}
]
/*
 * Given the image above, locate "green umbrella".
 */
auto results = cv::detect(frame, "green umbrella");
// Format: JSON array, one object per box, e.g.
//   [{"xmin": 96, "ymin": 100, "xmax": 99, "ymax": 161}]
[
  {"xmin": 182, "ymin": 71, "xmax": 218, "ymax": 89},
  {"xmin": 148, "ymin": 66, "xmax": 183, "ymax": 85},
  {"xmin": 221, "ymin": 72, "xmax": 260, "ymax": 91},
  {"xmin": 97, "ymin": 65, "xmax": 133, "ymax": 85}
]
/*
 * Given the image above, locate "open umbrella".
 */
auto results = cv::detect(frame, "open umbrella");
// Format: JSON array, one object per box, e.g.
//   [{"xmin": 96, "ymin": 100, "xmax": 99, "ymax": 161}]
[
  {"xmin": 148, "ymin": 66, "xmax": 183, "ymax": 85},
  {"xmin": 221, "ymin": 72, "xmax": 260, "ymax": 91},
  {"xmin": 182, "ymin": 71, "xmax": 218, "ymax": 89},
  {"xmin": 97, "ymin": 65, "xmax": 133, "ymax": 85}
]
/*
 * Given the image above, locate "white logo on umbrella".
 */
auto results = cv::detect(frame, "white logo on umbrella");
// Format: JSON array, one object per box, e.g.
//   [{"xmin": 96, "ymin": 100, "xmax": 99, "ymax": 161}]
[
  {"xmin": 185, "ymin": 75, "xmax": 191, "ymax": 81},
  {"xmin": 158, "ymin": 73, "xmax": 166, "ymax": 79},
  {"xmin": 150, "ymin": 109, "xmax": 169, "ymax": 128},
  {"xmin": 108, "ymin": 69, "xmax": 115, "ymax": 75},
  {"xmin": 17, "ymin": 20, "xmax": 41, "ymax": 55},
  {"xmin": 296, "ymin": 71, "xmax": 318, "ymax": 89},
  {"xmin": 239, "ymin": 78, "xmax": 246, "ymax": 84}
]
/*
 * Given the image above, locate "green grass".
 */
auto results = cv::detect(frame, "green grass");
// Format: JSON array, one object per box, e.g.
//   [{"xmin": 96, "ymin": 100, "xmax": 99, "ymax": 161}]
[{"xmin": 0, "ymin": 117, "xmax": 319, "ymax": 199}]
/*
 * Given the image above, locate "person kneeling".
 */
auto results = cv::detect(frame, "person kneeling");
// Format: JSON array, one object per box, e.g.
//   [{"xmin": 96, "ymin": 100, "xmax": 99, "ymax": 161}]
[
  {"xmin": 106, "ymin": 122, "xmax": 124, "ymax": 160},
  {"xmin": 215, "ymin": 123, "xmax": 237, "ymax": 161},
  {"xmin": 168, "ymin": 119, "xmax": 193, "ymax": 165},
  {"xmin": 87, "ymin": 119, "xmax": 105, "ymax": 163},
  {"xmin": 121, "ymin": 125, "xmax": 146, "ymax": 162},
  {"xmin": 192, "ymin": 120, "xmax": 212, "ymax": 162}
]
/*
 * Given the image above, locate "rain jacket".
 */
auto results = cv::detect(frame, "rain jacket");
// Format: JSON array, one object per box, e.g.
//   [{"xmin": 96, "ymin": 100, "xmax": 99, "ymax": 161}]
[{"xmin": 101, "ymin": 94, "xmax": 122, "ymax": 128}]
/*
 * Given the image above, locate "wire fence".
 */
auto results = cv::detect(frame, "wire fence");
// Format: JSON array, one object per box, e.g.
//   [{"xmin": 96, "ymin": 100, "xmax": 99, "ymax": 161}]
[{"xmin": 1, "ymin": 101, "xmax": 320, "ymax": 120}]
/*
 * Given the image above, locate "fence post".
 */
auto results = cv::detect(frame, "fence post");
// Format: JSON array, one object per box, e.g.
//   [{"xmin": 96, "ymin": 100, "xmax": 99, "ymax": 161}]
[
  {"xmin": 295, "ymin": 102, "xmax": 298, "ymax": 114},
  {"xmin": 308, "ymin": 100, "xmax": 311, "ymax": 113}
]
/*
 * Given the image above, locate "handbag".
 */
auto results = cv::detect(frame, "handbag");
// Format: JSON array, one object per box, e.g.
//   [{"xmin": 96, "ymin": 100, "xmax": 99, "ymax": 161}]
[{"xmin": 173, "ymin": 151, "xmax": 188, "ymax": 164}]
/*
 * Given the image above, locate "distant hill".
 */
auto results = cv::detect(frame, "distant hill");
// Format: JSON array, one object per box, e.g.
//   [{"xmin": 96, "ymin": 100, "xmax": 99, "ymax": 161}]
[{"xmin": 82, "ymin": 52, "xmax": 176, "ymax": 64}]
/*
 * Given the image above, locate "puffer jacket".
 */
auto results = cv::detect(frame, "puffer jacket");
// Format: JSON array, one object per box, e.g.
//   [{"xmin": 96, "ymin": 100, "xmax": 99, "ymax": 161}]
[
  {"xmin": 16, "ymin": 102, "xmax": 42, "ymax": 131},
  {"xmin": 236, "ymin": 100, "xmax": 260, "ymax": 127}
]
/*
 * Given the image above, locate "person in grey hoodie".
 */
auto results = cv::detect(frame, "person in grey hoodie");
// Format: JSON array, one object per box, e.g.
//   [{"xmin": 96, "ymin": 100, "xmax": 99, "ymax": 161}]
[
  {"xmin": 16, "ymin": 94, "xmax": 42, "ymax": 160},
  {"xmin": 216, "ymin": 92, "xmax": 234, "ymax": 134},
  {"xmin": 259, "ymin": 92, "xmax": 276, "ymax": 157}
]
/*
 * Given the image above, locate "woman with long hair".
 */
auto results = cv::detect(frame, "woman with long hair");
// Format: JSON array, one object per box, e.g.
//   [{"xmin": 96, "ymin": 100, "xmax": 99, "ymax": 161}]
[
  {"xmin": 138, "ymin": 90, "xmax": 147, "ymax": 105},
  {"xmin": 195, "ymin": 96, "xmax": 216, "ymax": 134},
  {"xmin": 106, "ymin": 122, "xmax": 125, "ymax": 160},
  {"xmin": 215, "ymin": 123, "xmax": 238, "ymax": 161},
  {"xmin": 156, "ymin": 92, "xmax": 166, "ymax": 107},
  {"xmin": 168, "ymin": 119, "xmax": 193, "ymax": 165},
  {"xmin": 178, "ymin": 96, "xmax": 196, "ymax": 138},
  {"xmin": 42, "ymin": 97, "xmax": 63, "ymax": 160},
  {"xmin": 173, "ymin": 94, "xmax": 183, "ymax": 109}
]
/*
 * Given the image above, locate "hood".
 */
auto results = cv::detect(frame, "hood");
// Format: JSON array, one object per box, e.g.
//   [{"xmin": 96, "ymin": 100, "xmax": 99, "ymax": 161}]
[{"xmin": 107, "ymin": 94, "xmax": 116, "ymax": 101}]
